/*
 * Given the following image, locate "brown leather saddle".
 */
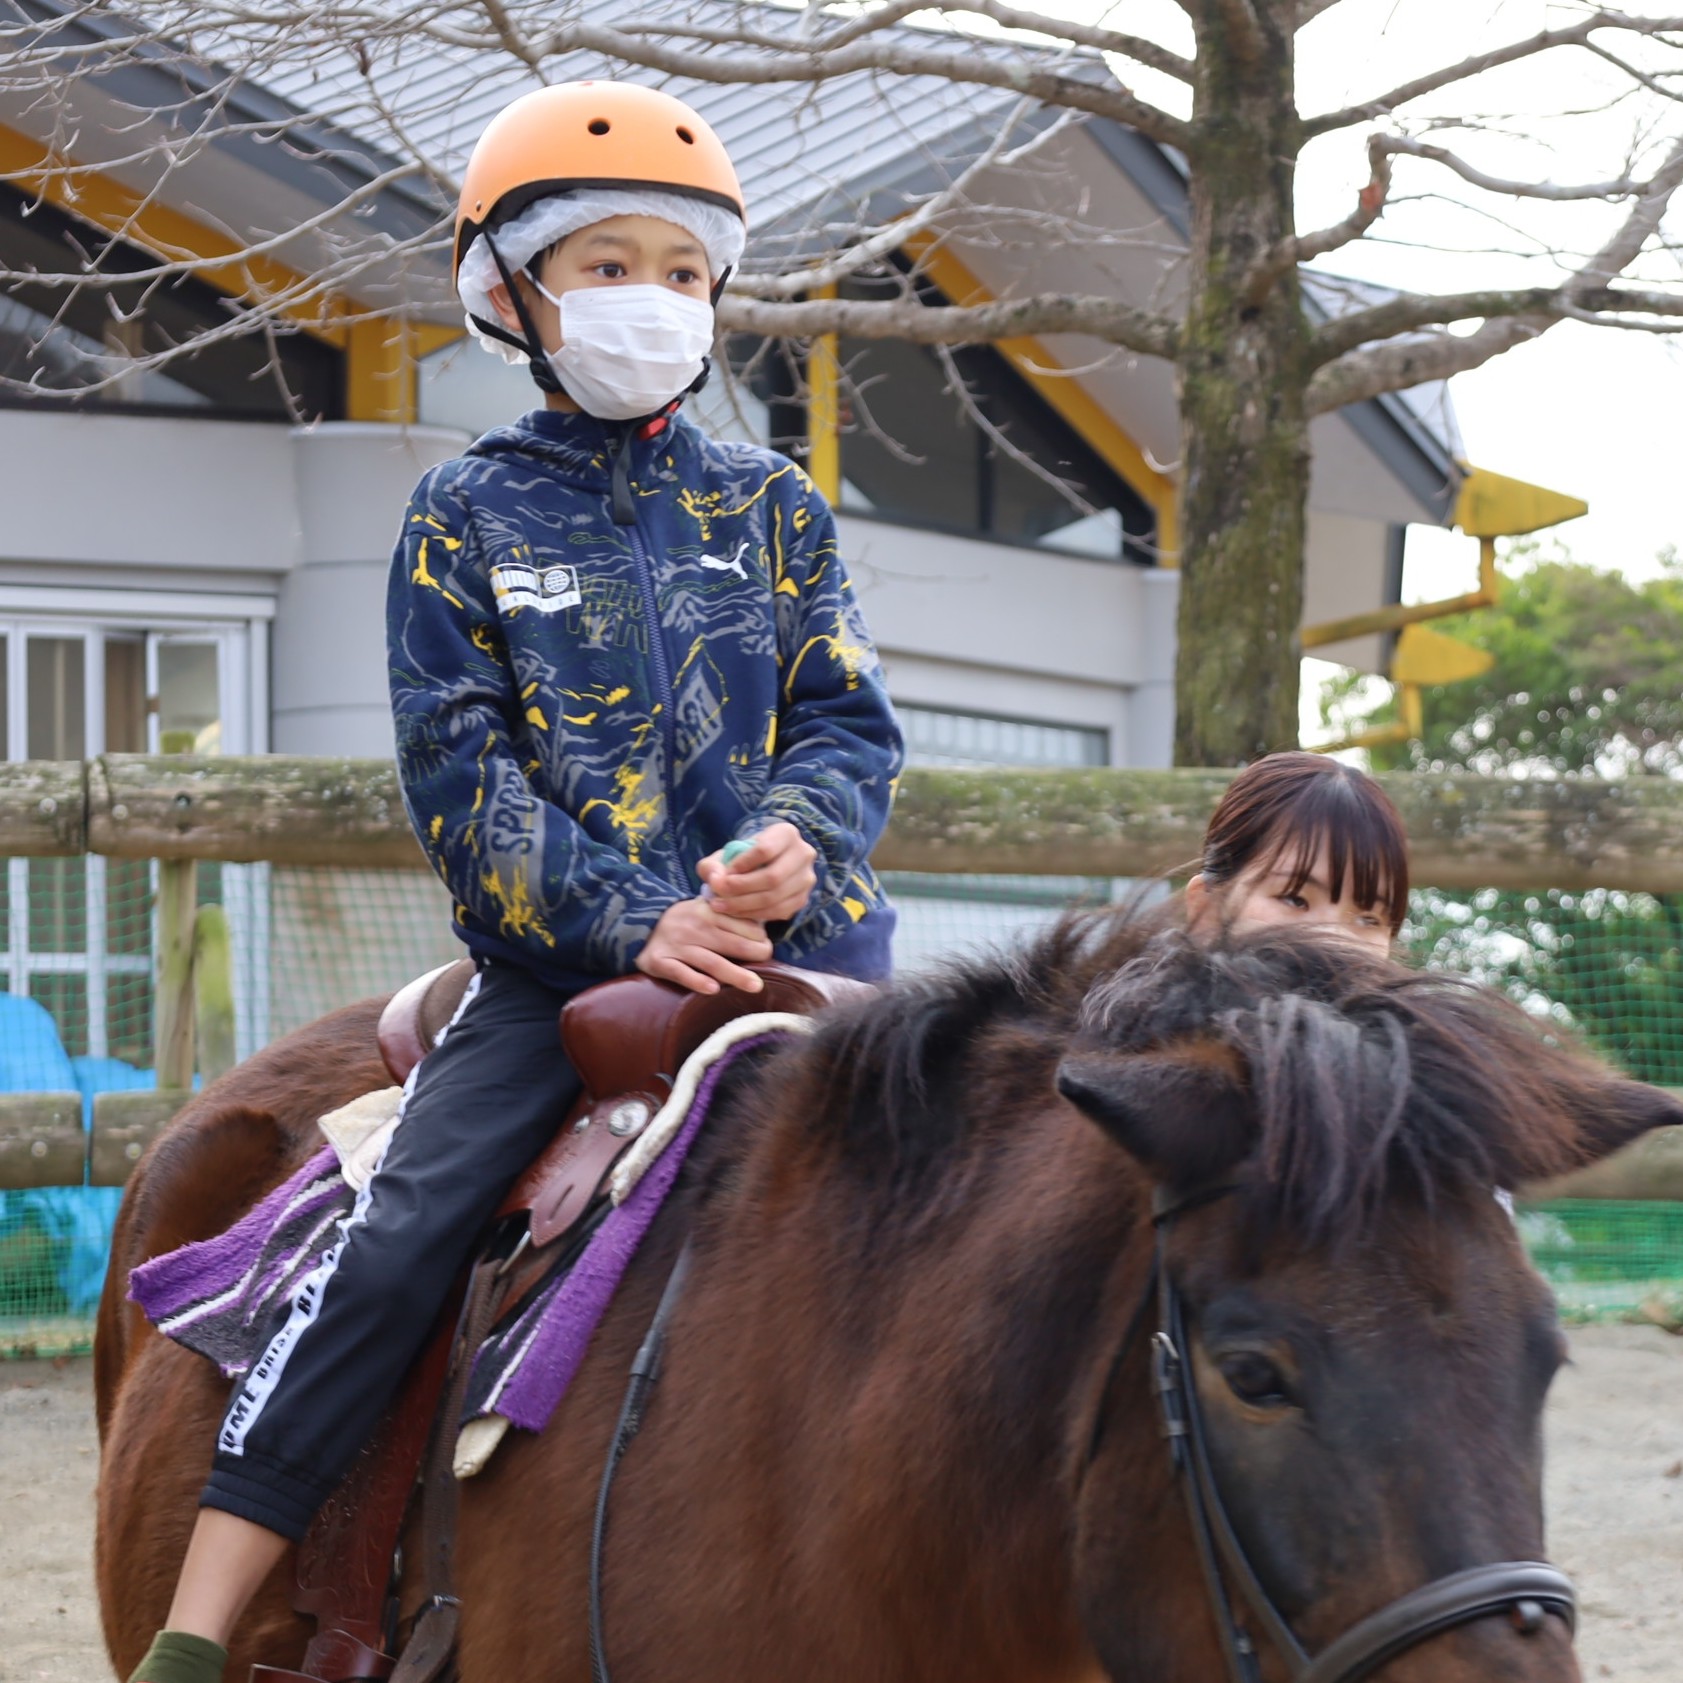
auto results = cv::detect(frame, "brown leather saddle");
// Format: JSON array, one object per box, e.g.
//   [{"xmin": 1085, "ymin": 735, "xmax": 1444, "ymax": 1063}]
[{"xmin": 257, "ymin": 958, "xmax": 869, "ymax": 1683}]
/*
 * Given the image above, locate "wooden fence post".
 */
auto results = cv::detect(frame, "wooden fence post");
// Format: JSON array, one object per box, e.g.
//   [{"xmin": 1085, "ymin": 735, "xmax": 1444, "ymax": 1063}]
[{"xmin": 154, "ymin": 728, "xmax": 198, "ymax": 1091}]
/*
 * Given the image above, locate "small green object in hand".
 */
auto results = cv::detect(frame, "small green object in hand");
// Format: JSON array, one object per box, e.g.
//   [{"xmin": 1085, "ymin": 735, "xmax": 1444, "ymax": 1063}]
[{"xmin": 720, "ymin": 838, "xmax": 756, "ymax": 866}]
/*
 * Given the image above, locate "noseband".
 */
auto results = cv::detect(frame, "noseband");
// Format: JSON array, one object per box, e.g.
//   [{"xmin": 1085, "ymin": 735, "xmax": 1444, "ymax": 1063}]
[{"xmin": 1141, "ymin": 1184, "xmax": 1576, "ymax": 1683}]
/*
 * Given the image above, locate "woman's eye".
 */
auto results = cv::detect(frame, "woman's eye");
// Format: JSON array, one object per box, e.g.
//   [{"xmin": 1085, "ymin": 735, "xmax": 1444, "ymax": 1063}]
[
  {"xmin": 670, "ymin": 268, "xmax": 701, "ymax": 285},
  {"xmin": 1278, "ymin": 892, "xmax": 1308, "ymax": 911},
  {"xmin": 1218, "ymin": 1352, "xmax": 1293, "ymax": 1409}
]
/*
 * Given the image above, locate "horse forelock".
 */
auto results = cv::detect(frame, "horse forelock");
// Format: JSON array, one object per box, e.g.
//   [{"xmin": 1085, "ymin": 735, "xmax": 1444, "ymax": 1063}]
[{"xmin": 1078, "ymin": 923, "xmax": 1621, "ymax": 1246}]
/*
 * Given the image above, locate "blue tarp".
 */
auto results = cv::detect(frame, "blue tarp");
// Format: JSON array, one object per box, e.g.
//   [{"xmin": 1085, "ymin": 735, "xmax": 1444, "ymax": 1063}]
[{"xmin": 0, "ymin": 998, "xmax": 153, "ymax": 1315}]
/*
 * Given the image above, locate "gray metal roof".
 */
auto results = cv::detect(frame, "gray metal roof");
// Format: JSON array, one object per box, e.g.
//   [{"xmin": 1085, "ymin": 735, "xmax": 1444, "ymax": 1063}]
[{"xmin": 12, "ymin": 0, "xmax": 1461, "ymax": 509}]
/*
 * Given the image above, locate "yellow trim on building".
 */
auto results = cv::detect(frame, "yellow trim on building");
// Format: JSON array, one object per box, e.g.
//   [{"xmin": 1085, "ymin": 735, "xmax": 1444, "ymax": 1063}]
[
  {"xmin": 901, "ymin": 234, "xmax": 1180, "ymax": 565},
  {"xmin": 2, "ymin": 122, "xmax": 467, "ymax": 422},
  {"xmin": 0, "ymin": 122, "xmax": 353, "ymax": 346},
  {"xmin": 346, "ymin": 319, "xmax": 463, "ymax": 424}
]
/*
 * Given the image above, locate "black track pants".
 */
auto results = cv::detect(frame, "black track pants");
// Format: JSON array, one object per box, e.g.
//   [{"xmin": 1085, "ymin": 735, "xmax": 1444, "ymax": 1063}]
[{"xmin": 201, "ymin": 958, "xmax": 582, "ymax": 1541}]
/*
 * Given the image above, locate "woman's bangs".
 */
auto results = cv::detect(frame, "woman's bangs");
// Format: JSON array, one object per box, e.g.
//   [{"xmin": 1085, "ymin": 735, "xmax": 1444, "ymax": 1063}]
[{"xmin": 1260, "ymin": 778, "xmax": 1411, "ymax": 933}]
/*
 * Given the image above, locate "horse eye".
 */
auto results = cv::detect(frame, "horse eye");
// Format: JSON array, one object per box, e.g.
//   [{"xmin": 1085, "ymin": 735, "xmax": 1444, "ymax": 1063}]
[{"xmin": 1218, "ymin": 1352, "xmax": 1292, "ymax": 1409}]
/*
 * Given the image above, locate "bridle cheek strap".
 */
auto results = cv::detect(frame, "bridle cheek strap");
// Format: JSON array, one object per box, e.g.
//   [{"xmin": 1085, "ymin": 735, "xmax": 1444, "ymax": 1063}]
[{"xmin": 1149, "ymin": 1190, "xmax": 1577, "ymax": 1683}]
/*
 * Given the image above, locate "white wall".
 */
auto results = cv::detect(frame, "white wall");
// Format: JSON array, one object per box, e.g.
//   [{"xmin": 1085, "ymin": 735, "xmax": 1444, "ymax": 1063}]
[
  {"xmin": 0, "ymin": 410, "xmax": 298, "ymax": 571},
  {"xmin": 272, "ymin": 423, "xmax": 465, "ymax": 756},
  {"xmin": 841, "ymin": 515, "xmax": 1178, "ymax": 767}
]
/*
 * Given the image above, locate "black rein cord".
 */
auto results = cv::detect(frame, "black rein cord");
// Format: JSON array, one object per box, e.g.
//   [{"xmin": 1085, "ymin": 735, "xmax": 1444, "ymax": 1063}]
[{"xmin": 589, "ymin": 1237, "xmax": 695, "ymax": 1683}]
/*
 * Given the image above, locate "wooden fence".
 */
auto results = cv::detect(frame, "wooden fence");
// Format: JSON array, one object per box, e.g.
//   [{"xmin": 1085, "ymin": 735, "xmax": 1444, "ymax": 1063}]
[
  {"xmin": 3, "ymin": 755, "xmax": 1683, "ymax": 1196},
  {"xmin": 4, "ymin": 754, "xmax": 1683, "ymax": 890}
]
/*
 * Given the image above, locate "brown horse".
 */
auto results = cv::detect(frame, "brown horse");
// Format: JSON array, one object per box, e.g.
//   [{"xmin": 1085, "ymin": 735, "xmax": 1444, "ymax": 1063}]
[{"xmin": 96, "ymin": 911, "xmax": 1676, "ymax": 1682}]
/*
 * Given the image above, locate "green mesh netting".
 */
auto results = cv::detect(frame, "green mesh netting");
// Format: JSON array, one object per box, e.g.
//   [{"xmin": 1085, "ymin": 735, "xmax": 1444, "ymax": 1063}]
[{"xmin": 5, "ymin": 869, "xmax": 1683, "ymax": 1357}]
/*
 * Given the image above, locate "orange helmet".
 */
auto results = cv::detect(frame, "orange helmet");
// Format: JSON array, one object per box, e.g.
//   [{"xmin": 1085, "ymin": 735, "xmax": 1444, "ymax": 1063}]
[{"xmin": 452, "ymin": 82, "xmax": 747, "ymax": 284}]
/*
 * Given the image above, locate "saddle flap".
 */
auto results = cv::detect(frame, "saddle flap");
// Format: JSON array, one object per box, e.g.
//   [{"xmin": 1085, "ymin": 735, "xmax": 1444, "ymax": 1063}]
[{"xmin": 519, "ymin": 1091, "xmax": 663, "ymax": 1248}]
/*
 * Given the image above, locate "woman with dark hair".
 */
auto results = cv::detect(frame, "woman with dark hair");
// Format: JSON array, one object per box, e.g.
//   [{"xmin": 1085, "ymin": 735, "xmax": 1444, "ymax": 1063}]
[{"xmin": 1184, "ymin": 750, "xmax": 1409, "ymax": 953}]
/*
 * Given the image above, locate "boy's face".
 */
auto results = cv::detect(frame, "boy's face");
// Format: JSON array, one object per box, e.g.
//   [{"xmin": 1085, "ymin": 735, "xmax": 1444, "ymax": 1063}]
[{"xmin": 490, "ymin": 213, "xmax": 711, "ymax": 361}]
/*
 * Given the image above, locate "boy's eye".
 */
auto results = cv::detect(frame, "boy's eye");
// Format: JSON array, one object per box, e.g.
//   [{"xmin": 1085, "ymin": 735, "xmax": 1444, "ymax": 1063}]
[
  {"xmin": 670, "ymin": 268, "xmax": 701, "ymax": 285},
  {"xmin": 593, "ymin": 262, "xmax": 627, "ymax": 279}
]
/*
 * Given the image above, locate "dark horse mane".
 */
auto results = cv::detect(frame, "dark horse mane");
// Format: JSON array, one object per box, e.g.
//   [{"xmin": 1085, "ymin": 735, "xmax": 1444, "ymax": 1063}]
[{"xmin": 799, "ymin": 899, "xmax": 1644, "ymax": 1246}]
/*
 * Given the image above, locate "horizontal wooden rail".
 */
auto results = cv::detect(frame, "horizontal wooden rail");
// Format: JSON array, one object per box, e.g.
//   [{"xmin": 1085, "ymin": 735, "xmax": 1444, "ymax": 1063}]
[
  {"xmin": 0, "ymin": 756, "xmax": 1677, "ymax": 891},
  {"xmin": 0, "ymin": 1091, "xmax": 188, "ymax": 1191}
]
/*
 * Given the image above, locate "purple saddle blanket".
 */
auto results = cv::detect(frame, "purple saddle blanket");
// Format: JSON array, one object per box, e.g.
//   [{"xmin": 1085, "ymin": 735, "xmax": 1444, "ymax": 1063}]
[{"xmin": 129, "ymin": 1034, "xmax": 777, "ymax": 1435}]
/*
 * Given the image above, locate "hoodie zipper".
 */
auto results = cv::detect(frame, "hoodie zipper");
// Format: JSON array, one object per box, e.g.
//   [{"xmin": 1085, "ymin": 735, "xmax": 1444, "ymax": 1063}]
[{"xmin": 613, "ymin": 428, "xmax": 687, "ymax": 879}]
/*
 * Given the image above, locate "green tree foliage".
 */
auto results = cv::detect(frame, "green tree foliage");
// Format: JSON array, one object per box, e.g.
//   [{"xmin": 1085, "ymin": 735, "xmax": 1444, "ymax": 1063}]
[
  {"xmin": 1322, "ymin": 545, "xmax": 1683, "ymax": 777},
  {"xmin": 1322, "ymin": 547, "xmax": 1683, "ymax": 1083}
]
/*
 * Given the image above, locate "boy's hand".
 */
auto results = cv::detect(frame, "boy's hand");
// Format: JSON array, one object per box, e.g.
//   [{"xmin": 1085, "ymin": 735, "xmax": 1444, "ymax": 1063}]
[
  {"xmin": 637, "ymin": 899, "xmax": 772, "ymax": 996},
  {"xmin": 698, "ymin": 824, "xmax": 817, "ymax": 924}
]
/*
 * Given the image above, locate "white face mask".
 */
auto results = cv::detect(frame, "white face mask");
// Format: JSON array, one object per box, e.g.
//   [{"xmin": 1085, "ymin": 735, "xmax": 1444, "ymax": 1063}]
[{"xmin": 533, "ymin": 281, "xmax": 714, "ymax": 421}]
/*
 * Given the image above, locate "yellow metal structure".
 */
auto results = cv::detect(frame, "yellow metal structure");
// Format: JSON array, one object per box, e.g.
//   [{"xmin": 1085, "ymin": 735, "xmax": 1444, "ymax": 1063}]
[
  {"xmin": 1452, "ymin": 466, "xmax": 1588, "ymax": 540},
  {"xmin": 1309, "ymin": 462, "xmax": 1577, "ymax": 754},
  {"xmin": 1302, "ymin": 464, "xmax": 1585, "ymax": 652},
  {"xmin": 1390, "ymin": 622, "xmax": 1495, "ymax": 688}
]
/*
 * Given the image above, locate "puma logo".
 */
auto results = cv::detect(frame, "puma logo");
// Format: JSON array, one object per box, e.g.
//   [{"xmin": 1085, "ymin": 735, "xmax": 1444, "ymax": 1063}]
[{"xmin": 699, "ymin": 541, "xmax": 751, "ymax": 582}]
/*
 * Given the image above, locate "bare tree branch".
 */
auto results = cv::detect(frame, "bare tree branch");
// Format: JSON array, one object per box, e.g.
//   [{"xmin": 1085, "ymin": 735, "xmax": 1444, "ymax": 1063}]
[
  {"xmin": 733, "ymin": 99, "xmax": 1079, "ymax": 300},
  {"xmin": 503, "ymin": 13, "xmax": 1194, "ymax": 148},
  {"xmin": 1304, "ymin": 11, "xmax": 1683, "ymax": 137},
  {"xmin": 1293, "ymin": 0, "xmax": 1345, "ymax": 26},
  {"xmin": 1306, "ymin": 315, "xmax": 1547, "ymax": 414},
  {"xmin": 1309, "ymin": 281, "xmax": 1683, "ymax": 365},
  {"xmin": 1246, "ymin": 133, "xmax": 1392, "ymax": 300},
  {"xmin": 1377, "ymin": 133, "xmax": 1654, "ymax": 202},
  {"xmin": 1308, "ymin": 127, "xmax": 1683, "ymax": 367},
  {"xmin": 716, "ymin": 290, "xmax": 1180, "ymax": 361},
  {"xmin": 932, "ymin": 1, "xmax": 1193, "ymax": 82}
]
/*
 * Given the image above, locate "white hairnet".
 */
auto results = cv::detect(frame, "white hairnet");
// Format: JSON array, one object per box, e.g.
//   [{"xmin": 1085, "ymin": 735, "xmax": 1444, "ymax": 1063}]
[{"xmin": 457, "ymin": 188, "xmax": 745, "ymax": 364}]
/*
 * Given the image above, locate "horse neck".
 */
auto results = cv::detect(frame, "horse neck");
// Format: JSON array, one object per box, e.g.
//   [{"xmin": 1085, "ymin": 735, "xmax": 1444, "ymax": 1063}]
[{"xmin": 705, "ymin": 1101, "xmax": 1152, "ymax": 1679}]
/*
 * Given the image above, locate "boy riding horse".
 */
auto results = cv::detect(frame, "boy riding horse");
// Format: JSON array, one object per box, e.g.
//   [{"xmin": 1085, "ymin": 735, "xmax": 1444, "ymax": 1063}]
[{"xmin": 131, "ymin": 82, "xmax": 902, "ymax": 1683}]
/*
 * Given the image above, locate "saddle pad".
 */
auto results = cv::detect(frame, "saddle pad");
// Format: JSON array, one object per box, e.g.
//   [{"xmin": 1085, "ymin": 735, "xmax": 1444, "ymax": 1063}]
[
  {"xmin": 127, "ymin": 1025, "xmax": 807, "ymax": 1445},
  {"xmin": 459, "ymin": 1025, "xmax": 802, "ymax": 1443}
]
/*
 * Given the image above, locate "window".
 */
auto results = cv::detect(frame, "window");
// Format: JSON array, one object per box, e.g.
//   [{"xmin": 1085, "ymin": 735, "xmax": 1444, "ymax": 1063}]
[
  {"xmin": 0, "ymin": 620, "xmax": 258, "ymax": 1071},
  {"xmin": 726, "ymin": 267, "xmax": 1157, "ymax": 563},
  {"xmin": 897, "ymin": 703, "xmax": 1109, "ymax": 770},
  {"xmin": 885, "ymin": 703, "xmax": 1117, "ymax": 972},
  {"xmin": 0, "ymin": 183, "xmax": 344, "ymax": 420}
]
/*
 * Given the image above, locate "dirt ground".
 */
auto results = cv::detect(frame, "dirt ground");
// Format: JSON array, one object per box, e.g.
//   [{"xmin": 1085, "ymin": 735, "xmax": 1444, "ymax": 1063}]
[{"xmin": 3, "ymin": 1326, "xmax": 1681, "ymax": 1681}]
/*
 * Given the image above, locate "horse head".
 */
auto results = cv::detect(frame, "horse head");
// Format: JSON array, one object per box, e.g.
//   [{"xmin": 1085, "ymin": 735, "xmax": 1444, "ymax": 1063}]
[{"xmin": 1057, "ymin": 929, "xmax": 1676, "ymax": 1683}]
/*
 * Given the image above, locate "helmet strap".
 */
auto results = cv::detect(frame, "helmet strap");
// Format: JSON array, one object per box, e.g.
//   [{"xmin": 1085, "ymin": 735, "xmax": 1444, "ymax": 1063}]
[{"xmin": 484, "ymin": 231, "xmax": 563, "ymax": 395}]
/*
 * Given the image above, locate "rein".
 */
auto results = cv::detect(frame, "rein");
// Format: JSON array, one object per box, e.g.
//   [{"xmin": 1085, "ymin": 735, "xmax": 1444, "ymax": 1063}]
[{"xmin": 1141, "ymin": 1183, "xmax": 1577, "ymax": 1683}]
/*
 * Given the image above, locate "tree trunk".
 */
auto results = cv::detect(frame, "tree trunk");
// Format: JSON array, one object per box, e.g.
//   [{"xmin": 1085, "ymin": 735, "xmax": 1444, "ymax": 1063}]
[{"xmin": 1173, "ymin": 9, "xmax": 1311, "ymax": 767}]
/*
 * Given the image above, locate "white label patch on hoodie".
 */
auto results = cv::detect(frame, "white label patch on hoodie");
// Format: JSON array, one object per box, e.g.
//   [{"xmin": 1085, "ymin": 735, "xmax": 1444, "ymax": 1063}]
[{"xmin": 490, "ymin": 561, "xmax": 582, "ymax": 615}]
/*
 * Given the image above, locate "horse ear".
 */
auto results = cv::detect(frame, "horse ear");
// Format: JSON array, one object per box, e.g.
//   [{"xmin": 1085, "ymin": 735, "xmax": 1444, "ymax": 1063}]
[
  {"xmin": 1538, "ymin": 1077, "xmax": 1683, "ymax": 1179},
  {"xmin": 1057, "ymin": 1042, "xmax": 1253, "ymax": 1189}
]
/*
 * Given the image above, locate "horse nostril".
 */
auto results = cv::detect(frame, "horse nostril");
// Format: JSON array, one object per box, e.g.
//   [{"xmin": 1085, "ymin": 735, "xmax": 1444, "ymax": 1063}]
[{"xmin": 1510, "ymin": 1599, "xmax": 1546, "ymax": 1636}]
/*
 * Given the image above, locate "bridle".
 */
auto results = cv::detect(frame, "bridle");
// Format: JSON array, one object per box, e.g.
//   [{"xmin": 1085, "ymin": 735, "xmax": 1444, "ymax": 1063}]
[{"xmin": 1137, "ymin": 1183, "xmax": 1577, "ymax": 1683}]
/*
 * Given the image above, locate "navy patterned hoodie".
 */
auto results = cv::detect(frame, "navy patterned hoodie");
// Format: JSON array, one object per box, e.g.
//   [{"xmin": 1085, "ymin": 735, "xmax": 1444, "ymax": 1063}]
[{"xmin": 387, "ymin": 406, "xmax": 901, "ymax": 991}]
